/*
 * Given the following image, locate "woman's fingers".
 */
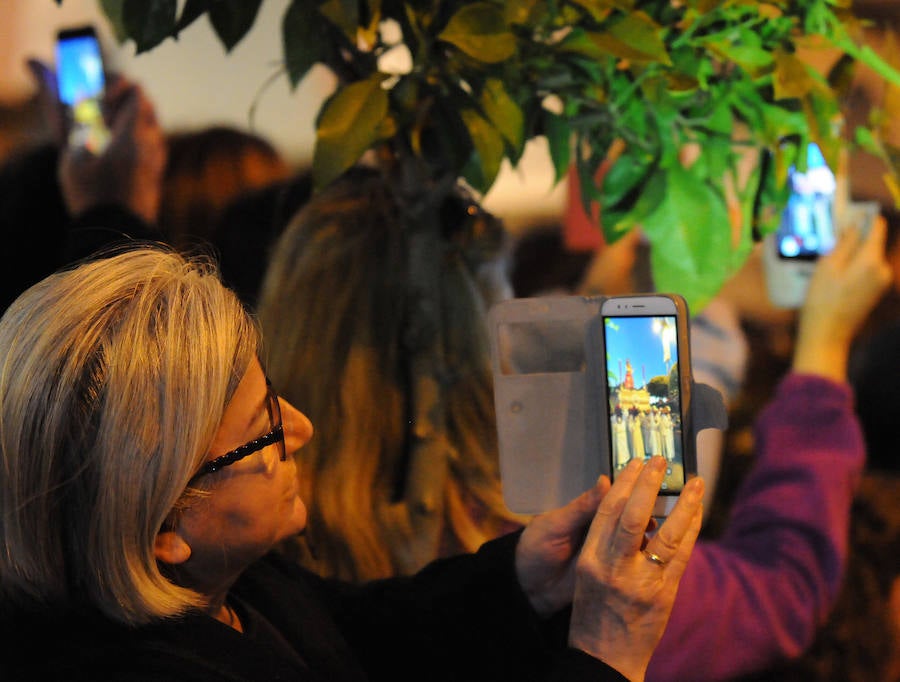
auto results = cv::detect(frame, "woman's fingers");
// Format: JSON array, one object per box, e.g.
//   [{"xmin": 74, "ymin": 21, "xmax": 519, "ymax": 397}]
[
  {"xmin": 583, "ymin": 456, "xmax": 701, "ymax": 563},
  {"xmin": 568, "ymin": 459, "xmax": 705, "ymax": 680},
  {"xmin": 582, "ymin": 457, "xmax": 644, "ymax": 557},
  {"xmin": 612, "ymin": 456, "xmax": 668, "ymax": 557},
  {"xmin": 641, "ymin": 476, "xmax": 704, "ymax": 569}
]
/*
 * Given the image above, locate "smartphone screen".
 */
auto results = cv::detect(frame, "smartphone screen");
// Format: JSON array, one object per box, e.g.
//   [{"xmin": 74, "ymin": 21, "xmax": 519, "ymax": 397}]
[
  {"xmin": 601, "ymin": 301, "xmax": 687, "ymax": 497},
  {"xmin": 56, "ymin": 26, "xmax": 110, "ymax": 153},
  {"xmin": 775, "ymin": 142, "xmax": 837, "ymax": 260}
]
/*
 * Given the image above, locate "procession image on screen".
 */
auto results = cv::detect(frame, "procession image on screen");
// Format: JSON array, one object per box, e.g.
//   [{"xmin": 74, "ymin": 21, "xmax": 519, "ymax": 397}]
[{"xmin": 603, "ymin": 314, "xmax": 684, "ymax": 492}]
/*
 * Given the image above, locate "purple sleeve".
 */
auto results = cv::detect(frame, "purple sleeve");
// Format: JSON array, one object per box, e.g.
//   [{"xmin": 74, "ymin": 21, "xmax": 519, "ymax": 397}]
[{"xmin": 646, "ymin": 373, "xmax": 864, "ymax": 682}]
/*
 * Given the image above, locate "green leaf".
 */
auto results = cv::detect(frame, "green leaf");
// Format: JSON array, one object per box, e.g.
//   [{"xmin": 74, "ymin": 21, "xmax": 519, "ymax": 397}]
[
  {"xmin": 772, "ymin": 49, "xmax": 816, "ymax": 100},
  {"xmin": 543, "ymin": 112, "xmax": 572, "ymax": 184},
  {"xmin": 122, "ymin": 0, "xmax": 178, "ymax": 53},
  {"xmin": 854, "ymin": 125, "xmax": 881, "ymax": 156},
  {"xmin": 174, "ymin": 0, "xmax": 209, "ymax": 36},
  {"xmin": 824, "ymin": 15, "xmax": 900, "ymax": 89},
  {"xmin": 208, "ymin": 0, "xmax": 263, "ymax": 52},
  {"xmin": 558, "ymin": 28, "xmax": 607, "ymax": 61},
  {"xmin": 587, "ymin": 13, "xmax": 672, "ymax": 66},
  {"xmin": 602, "ymin": 147, "xmax": 656, "ymax": 211},
  {"xmin": 99, "ymin": 0, "xmax": 127, "ymax": 43},
  {"xmin": 283, "ymin": 1, "xmax": 325, "ymax": 88},
  {"xmin": 601, "ymin": 162, "xmax": 666, "ymax": 239},
  {"xmin": 460, "ymin": 108, "xmax": 505, "ymax": 193},
  {"xmin": 438, "ymin": 3, "xmax": 517, "ymax": 63},
  {"xmin": 705, "ymin": 96, "xmax": 734, "ymax": 136},
  {"xmin": 504, "ymin": 0, "xmax": 543, "ymax": 25},
  {"xmin": 568, "ymin": 0, "xmax": 616, "ymax": 22},
  {"xmin": 313, "ymin": 75, "xmax": 390, "ymax": 189},
  {"xmin": 701, "ymin": 27, "xmax": 773, "ymax": 76},
  {"xmin": 320, "ymin": 0, "xmax": 359, "ymax": 43},
  {"xmin": 480, "ymin": 79, "xmax": 524, "ymax": 150},
  {"xmin": 640, "ymin": 165, "xmax": 734, "ymax": 311}
]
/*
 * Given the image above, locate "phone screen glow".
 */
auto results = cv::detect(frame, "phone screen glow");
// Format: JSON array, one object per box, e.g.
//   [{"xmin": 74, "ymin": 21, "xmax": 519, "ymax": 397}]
[
  {"xmin": 776, "ymin": 142, "xmax": 837, "ymax": 260},
  {"xmin": 56, "ymin": 35, "xmax": 104, "ymax": 105},
  {"xmin": 56, "ymin": 32, "xmax": 109, "ymax": 153},
  {"xmin": 603, "ymin": 314, "xmax": 685, "ymax": 492}
]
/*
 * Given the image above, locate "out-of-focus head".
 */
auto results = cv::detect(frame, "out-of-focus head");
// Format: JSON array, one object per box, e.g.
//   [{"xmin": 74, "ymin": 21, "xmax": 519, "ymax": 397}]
[
  {"xmin": 160, "ymin": 125, "xmax": 291, "ymax": 249},
  {"xmin": 258, "ymin": 165, "xmax": 509, "ymax": 388},
  {"xmin": 0, "ymin": 245, "xmax": 259, "ymax": 624},
  {"xmin": 256, "ymin": 166, "xmax": 516, "ymax": 580}
]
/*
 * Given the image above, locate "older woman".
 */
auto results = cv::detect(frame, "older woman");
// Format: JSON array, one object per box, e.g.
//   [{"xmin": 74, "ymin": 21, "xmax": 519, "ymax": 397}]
[{"xmin": 0, "ymin": 245, "xmax": 703, "ymax": 682}]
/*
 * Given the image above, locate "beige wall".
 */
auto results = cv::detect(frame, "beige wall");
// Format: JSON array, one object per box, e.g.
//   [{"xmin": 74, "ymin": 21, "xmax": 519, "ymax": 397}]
[
  {"xmin": 0, "ymin": 0, "xmax": 565, "ymax": 232},
  {"xmin": 7, "ymin": 3, "xmax": 895, "ymax": 228},
  {"xmin": 0, "ymin": 0, "xmax": 329, "ymax": 164}
]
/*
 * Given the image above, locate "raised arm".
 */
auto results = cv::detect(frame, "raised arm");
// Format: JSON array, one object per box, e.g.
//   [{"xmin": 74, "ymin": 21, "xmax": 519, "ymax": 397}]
[{"xmin": 646, "ymin": 219, "xmax": 892, "ymax": 681}]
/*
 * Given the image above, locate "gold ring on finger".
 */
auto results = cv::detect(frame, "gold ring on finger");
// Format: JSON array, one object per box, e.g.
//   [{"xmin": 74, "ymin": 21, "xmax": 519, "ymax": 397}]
[{"xmin": 642, "ymin": 549, "xmax": 666, "ymax": 566}]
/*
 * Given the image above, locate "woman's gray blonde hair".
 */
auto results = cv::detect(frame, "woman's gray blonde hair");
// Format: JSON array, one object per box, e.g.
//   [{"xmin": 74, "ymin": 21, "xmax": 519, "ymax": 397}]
[{"xmin": 0, "ymin": 245, "xmax": 259, "ymax": 625}]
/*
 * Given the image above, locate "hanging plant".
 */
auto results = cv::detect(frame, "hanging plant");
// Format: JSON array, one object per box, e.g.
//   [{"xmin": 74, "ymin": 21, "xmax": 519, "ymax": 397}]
[{"xmin": 71, "ymin": 0, "xmax": 900, "ymax": 310}]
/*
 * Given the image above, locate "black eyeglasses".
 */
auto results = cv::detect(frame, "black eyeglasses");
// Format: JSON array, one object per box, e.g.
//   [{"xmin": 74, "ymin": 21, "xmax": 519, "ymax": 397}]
[{"xmin": 191, "ymin": 377, "xmax": 286, "ymax": 481}]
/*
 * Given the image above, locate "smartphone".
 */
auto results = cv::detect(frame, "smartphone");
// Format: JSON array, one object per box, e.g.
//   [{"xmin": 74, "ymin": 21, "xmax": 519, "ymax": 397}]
[
  {"xmin": 56, "ymin": 25, "xmax": 110, "ymax": 153},
  {"xmin": 761, "ymin": 141, "xmax": 879, "ymax": 309},
  {"xmin": 597, "ymin": 293, "xmax": 695, "ymax": 518},
  {"xmin": 774, "ymin": 142, "xmax": 837, "ymax": 261}
]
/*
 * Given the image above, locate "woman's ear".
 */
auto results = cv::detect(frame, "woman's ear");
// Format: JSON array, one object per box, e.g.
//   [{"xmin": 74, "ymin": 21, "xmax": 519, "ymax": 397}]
[{"xmin": 154, "ymin": 530, "xmax": 192, "ymax": 565}]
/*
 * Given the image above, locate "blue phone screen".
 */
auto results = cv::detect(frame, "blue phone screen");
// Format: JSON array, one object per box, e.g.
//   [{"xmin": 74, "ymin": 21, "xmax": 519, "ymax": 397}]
[
  {"xmin": 776, "ymin": 142, "xmax": 837, "ymax": 260},
  {"xmin": 603, "ymin": 314, "xmax": 685, "ymax": 492},
  {"xmin": 56, "ymin": 35, "xmax": 105, "ymax": 106}
]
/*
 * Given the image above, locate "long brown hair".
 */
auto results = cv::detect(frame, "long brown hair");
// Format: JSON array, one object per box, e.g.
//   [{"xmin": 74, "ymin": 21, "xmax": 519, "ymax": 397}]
[{"xmin": 257, "ymin": 167, "xmax": 526, "ymax": 581}]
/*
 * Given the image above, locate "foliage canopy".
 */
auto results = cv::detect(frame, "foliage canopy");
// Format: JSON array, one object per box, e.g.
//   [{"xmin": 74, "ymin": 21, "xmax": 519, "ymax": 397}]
[{"xmin": 76, "ymin": 0, "xmax": 900, "ymax": 310}]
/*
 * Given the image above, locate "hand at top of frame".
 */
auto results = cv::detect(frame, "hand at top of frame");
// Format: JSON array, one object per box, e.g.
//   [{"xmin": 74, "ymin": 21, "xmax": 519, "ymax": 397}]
[
  {"xmin": 57, "ymin": 74, "xmax": 167, "ymax": 225},
  {"xmin": 793, "ymin": 215, "xmax": 892, "ymax": 382}
]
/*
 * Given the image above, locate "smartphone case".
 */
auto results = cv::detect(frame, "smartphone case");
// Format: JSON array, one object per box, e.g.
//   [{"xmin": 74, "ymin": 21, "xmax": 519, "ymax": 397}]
[{"xmin": 488, "ymin": 294, "xmax": 727, "ymax": 514}]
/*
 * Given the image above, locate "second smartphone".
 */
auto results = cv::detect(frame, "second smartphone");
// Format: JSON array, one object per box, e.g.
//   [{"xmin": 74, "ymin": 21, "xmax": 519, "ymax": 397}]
[
  {"xmin": 592, "ymin": 293, "xmax": 695, "ymax": 518},
  {"xmin": 56, "ymin": 25, "xmax": 110, "ymax": 153}
]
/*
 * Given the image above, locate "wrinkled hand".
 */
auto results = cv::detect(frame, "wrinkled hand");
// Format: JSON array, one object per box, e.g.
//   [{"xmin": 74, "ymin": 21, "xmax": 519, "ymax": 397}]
[
  {"xmin": 793, "ymin": 216, "xmax": 892, "ymax": 381},
  {"xmin": 57, "ymin": 75, "xmax": 167, "ymax": 224},
  {"xmin": 569, "ymin": 457, "xmax": 704, "ymax": 681},
  {"xmin": 515, "ymin": 476, "xmax": 611, "ymax": 617}
]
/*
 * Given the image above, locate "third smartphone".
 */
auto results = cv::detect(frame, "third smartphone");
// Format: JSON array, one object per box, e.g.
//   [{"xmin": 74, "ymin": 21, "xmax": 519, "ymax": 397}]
[
  {"xmin": 595, "ymin": 293, "xmax": 695, "ymax": 518},
  {"xmin": 56, "ymin": 25, "xmax": 110, "ymax": 153},
  {"xmin": 774, "ymin": 141, "xmax": 837, "ymax": 261}
]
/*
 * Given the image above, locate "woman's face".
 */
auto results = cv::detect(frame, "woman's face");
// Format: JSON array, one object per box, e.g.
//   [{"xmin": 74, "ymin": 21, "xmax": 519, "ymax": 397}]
[{"xmin": 166, "ymin": 358, "xmax": 312, "ymax": 584}]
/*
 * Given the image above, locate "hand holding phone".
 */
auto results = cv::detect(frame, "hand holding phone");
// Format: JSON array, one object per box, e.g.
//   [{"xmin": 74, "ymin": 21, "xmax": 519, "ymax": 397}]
[
  {"xmin": 595, "ymin": 293, "xmax": 695, "ymax": 519},
  {"xmin": 56, "ymin": 25, "xmax": 110, "ymax": 154}
]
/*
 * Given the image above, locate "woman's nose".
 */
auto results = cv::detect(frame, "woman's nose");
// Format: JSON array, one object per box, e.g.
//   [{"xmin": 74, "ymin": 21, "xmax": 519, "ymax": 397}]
[{"xmin": 280, "ymin": 398, "xmax": 314, "ymax": 453}]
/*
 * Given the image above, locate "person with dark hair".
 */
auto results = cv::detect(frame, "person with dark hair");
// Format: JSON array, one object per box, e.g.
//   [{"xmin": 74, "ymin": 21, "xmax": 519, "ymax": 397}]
[
  {"xmin": 212, "ymin": 170, "xmax": 312, "ymax": 310},
  {"xmin": 0, "ymin": 61, "xmax": 166, "ymax": 313},
  {"xmin": 158, "ymin": 125, "xmax": 292, "ymax": 253}
]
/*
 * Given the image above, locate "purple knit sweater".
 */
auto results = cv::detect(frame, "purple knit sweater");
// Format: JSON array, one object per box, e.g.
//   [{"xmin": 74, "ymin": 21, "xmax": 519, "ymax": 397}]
[{"xmin": 647, "ymin": 373, "xmax": 864, "ymax": 681}]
